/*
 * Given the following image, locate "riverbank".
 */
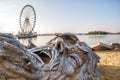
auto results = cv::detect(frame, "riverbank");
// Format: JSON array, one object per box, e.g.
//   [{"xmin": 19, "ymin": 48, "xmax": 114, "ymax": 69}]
[{"xmin": 96, "ymin": 50, "xmax": 120, "ymax": 80}]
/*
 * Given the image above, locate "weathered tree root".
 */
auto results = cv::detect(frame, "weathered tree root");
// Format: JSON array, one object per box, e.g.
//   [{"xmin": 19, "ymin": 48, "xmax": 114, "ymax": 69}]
[{"xmin": 0, "ymin": 33, "xmax": 100, "ymax": 80}]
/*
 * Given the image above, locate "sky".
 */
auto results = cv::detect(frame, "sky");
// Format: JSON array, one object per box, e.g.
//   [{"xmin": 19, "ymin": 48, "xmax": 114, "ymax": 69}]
[{"xmin": 0, "ymin": 0, "xmax": 120, "ymax": 34}]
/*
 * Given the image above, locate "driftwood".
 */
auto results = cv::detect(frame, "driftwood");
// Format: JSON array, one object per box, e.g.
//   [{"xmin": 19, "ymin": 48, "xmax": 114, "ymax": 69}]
[
  {"xmin": 111, "ymin": 42, "xmax": 120, "ymax": 50},
  {"xmin": 0, "ymin": 33, "xmax": 100, "ymax": 80},
  {"xmin": 92, "ymin": 42, "xmax": 112, "ymax": 51}
]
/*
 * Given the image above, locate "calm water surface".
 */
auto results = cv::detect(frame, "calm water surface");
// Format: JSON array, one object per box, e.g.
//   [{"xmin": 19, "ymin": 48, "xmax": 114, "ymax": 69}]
[{"xmin": 20, "ymin": 34, "xmax": 120, "ymax": 46}]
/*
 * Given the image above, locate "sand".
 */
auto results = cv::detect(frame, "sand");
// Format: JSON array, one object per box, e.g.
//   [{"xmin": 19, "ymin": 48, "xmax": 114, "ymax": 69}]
[{"xmin": 96, "ymin": 50, "xmax": 120, "ymax": 80}]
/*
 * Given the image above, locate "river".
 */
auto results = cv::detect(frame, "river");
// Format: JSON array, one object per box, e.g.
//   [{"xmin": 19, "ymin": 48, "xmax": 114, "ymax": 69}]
[{"xmin": 19, "ymin": 34, "xmax": 120, "ymax": 46}]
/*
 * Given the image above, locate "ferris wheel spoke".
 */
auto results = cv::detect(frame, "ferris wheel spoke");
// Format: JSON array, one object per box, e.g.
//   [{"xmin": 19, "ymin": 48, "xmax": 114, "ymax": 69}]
[
  {"xmin": 22, "ymin": 9, "xmax": 29, "ymax": 18},
  {"xmin": 28, "ymin": 13, "xmax": 35, "ymax": 17},
  {"xmin": 28, "ymin": 11, "xmax": 34, "ymax": 18},
  {"xmin": 29, "ymin": 15, "xmax": 35, "ymax": 18},
  {"xmin": 29, "ymin": 16, "xmax": 36, "ymax": 20},
  {"xmin": 28, "ymin": 12, "xmax": 33, "ymax": 17},
  {"xmin": 29, "ymin": 18, "xmax": 34, "ymax": 21}
]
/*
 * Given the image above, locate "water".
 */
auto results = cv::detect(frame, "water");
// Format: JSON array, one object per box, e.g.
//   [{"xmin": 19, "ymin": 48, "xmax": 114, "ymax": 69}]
[
  {"xmin": 77, "ymin": 34, "xmax": 120, "ymax": 46},
  {"xmin": 19, "ymin": 34, "xmax": 120, "ymax": 46}
]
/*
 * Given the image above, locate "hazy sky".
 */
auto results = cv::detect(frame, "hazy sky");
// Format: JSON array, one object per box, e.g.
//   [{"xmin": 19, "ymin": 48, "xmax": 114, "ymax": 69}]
[{"xmin": 0, "ymin": 0, "xmax": 120, "ymax": 34}]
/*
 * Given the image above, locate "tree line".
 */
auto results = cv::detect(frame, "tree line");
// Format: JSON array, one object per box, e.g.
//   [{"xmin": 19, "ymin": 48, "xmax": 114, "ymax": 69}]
[{"xmin": 87, "ymin": 31, "xmax": 120, "ymax": 35}]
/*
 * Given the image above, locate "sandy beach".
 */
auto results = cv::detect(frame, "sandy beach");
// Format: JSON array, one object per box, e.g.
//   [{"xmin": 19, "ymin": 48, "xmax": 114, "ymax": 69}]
[{"xmin": 96, "ymin": 50, "xmax": 120, "ymax": 80}]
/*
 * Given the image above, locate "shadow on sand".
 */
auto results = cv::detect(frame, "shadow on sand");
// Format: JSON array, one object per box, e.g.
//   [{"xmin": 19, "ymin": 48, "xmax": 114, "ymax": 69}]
[{"xmin": 99, "ymin": 65, "xmax": 120, "ymax": 80}]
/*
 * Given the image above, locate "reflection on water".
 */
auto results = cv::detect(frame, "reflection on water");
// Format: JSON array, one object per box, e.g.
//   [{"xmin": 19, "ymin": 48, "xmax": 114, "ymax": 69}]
[
  {"xmin": 88, "ymin": 35, "xmax": 107, "ymax": 39},
  {"xmin": 19, "ymin": 34, "xmax": 120, "ymax": 46},
  {"xmin": 19, "ymin": 36, "xmax": 55, "ymax": 46},
  {"xmin": 19, "ymin": 38, "xmax": 37, "ymax": 46}
]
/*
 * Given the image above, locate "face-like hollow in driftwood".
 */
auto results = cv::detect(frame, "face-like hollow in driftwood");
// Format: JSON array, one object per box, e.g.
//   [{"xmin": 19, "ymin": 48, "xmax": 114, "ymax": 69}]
[{"xmin": 0, "ymin": 33, "xmax": 100, "ymax": 80}]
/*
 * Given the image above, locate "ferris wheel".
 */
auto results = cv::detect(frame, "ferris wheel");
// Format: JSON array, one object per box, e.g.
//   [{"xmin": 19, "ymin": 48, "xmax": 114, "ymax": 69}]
[{"xmin": 19, "ymin": 5, "xmax": 36, "ymax": 34}]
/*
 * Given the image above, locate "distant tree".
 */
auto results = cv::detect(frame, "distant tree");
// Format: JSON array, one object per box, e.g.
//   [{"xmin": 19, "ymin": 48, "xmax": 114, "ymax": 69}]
[
  {"xmin": 116, "ymin": 32, "xmax": 120, "ymax": 34},
  {"xmin": 88, "ymin": 31, "xmax": 110, "ymax": 35}
]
